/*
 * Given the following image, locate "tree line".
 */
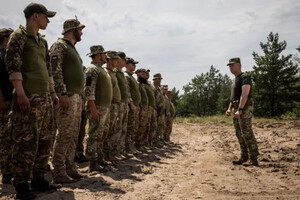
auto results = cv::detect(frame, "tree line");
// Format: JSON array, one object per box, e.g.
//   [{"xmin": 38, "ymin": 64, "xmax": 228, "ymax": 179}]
[{"xmin": 172, "ymin": 32, "xmax": 300, "ymax": 118}]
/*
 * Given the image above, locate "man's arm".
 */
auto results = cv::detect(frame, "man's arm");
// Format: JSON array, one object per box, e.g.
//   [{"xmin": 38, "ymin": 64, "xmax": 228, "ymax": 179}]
[
  {"xmin": 50, "ymin": 40, "xmax": 69, "ymax": 107},
  {"xmin": 5, "ymin": 30, "xmax": 30, "ymax": 111},
  {"xmin": 84, "ymin": 66, "xmax": 99, "ymax": 119},
  {"xmin": 234, "ymin": 84, "xmax": 251, "ymax": 118}
]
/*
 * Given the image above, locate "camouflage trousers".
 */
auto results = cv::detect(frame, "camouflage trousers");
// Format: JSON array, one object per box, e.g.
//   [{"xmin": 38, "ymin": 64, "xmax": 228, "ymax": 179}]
[
  {"xmin": 165, "ymin": 117, "xmax": 173, "ymax": 142},
  {"xmin": 103, "ymin": 103, "xmax": 119, "ymax": 157},
  {"xmin": 0, "ymin": 102, "xmax": 13, "ymax": 175},
  {"xmin": 113, "ymin": 102, "xmax": 128, "ymax": 154},
  {"xmin": 233, "ymin": 105, "xmax": 259, "ymax": 158},
  {"xmin": 147, "ymin": 107, "xmax": 157, "ymax": 145},
  {"xmin": 126, "ymin": 106, "xmax": 140, "ymax": 151},
  {"xmin": 76, "ymin": 109, "xmax": 87, "ymax": 157},
  {"xmin": 136, "ymin": 107, "xmax": 150, "ymax": 147},
  {"xmin": 9, "ymin": 94, "xmax": 53, "ymax": 186},
  {"xmin": 52, "ymin": 94, "xmax": 82, "ymax": 176},
  {"xmin": 156, "ymin": 114, "xmax": 166, "ymax": 142},
  {"xmin": 86, "ymin": 105, "xmax": 110, "ymax": 161}
]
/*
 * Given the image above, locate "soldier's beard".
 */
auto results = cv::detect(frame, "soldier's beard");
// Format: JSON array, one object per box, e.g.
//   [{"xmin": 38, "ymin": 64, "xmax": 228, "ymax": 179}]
[
  {"xmin": 74, "ymin": 29, "xmax": 81, "ymax": 42},
  {"xmin": 138, "ymin": 76, "xmax": 148, "ymax": 84}
]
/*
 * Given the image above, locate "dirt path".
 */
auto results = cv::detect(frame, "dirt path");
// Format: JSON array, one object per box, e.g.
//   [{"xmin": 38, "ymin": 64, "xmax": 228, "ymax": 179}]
[{"xmin": 1, "ymin": 121, "xmax": 300, "ymax": 200}]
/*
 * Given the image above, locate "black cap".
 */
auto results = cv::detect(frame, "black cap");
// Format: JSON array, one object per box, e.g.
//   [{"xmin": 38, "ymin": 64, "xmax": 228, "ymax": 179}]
[
  {"xmin": 118, "ymin": 51, "xmax": 126, "ymax": 59},
  {"xmin": 24, "ymin": 3, "xmax": 56, "ymax": 18},
  {"xmin": 126, "ymin": 57, "xmax": 139, "ymax": 64}
]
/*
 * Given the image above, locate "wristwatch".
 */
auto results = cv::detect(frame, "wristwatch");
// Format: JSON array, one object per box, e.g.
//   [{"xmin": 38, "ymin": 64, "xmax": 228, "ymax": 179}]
[{"xmin": 238, "ymin": 107, "xmax": 244, "ymax": 111}]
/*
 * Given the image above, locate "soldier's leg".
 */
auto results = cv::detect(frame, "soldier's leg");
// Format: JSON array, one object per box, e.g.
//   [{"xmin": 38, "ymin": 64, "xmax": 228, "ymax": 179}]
[
  {"xmin": 10, "ymin": 96, "xmax": 46, "ymax": 197},
  {"xmin": 52, "ymin": 94, "xmax": 82, "ymax": 181},
  {"xmin": 132, "ymin": 107, "xmax": 140, "ymax": 152},
  {"xmin": 0, "ymin": 103, "xmax": 13, "ymax": 184},
  {"xmin": 106, "ymin": 103, "xmax": 120, "ymax": 159},
  {"xmin": 113, "ymin": 102, "xmax": 125, "ymax": 156},
  {"xmin": 97, "ymin": 107, "xmax": 110, "ymax": 165},
  {"xmin": 233, "ymin": 117, "xmax": 248, "ymax": 156},
  {"xmin": 239, "ymin": 106, "xmax": 259, "ymax": 166},
  {"xmin": 65, "ymin": 95, "xmax": 83, "ymax": 178},
  {"xmin": 125, "ymin": 109, "xmax": 135, "ymax": 153},
  {"xmin": 120, "ymin": 104, "xmax": 129, "ymax": 154},
  {"xmin": 75, "ymin": 109, "xmax": 87, "ymax": 162},
  {"xmin": 148, "ymin": 107, "xmax": 157, "ymax": 146}
]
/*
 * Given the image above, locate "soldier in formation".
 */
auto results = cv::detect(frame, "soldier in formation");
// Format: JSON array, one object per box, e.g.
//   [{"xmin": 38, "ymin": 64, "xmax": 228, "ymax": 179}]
[{"xmin": 0, "ymin": 2, "xmax": 176, "ymax": 199}]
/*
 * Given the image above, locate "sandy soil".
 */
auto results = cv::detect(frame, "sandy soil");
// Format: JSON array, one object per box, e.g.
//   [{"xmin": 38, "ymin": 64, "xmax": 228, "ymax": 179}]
[{"xmin": 1, "ymin": 120, "xmax": 300, "ymax": 200}]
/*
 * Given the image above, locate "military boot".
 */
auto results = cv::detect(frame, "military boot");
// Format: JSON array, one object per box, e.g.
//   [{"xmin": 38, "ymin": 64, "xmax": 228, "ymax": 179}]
[
  {"xmin": 52, "ymin": 171, "xmax": 77, "ymax": 184},
  {"xmin": 232, "ymin": 154, "xmax": 249, "ymax": 165},
  {"xmin": 2, "ymin": 173, "xmax": 12, "ymax": 184},
  {"xmin": 31, "ymin": 178, "xmax": 62, "ymax": 192},
  {"xmin": 15, "ymin": 182, "xmax": 36, "ymax": 200},
  {"xmin": 243, "ymin": 156, "xmax": 259, "ymax": 167},
  {"xmin": 66, "ymin": 168, "xmax": 86, "ymax": 180},
  {"xmin": 89, "ymin": 160, "xmax": 102, "ymax": 172}
]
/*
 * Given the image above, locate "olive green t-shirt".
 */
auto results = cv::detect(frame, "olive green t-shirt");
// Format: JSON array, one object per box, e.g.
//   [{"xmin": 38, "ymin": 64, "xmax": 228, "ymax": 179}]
[
  {"xmin": 115, "ymin": 69, "xmax": 131, "ymax": 103},
  {"xmin": 144, "ymin": 83, "xmax": 156, "ymax": 108},
  {"xmin": 125, "ymin": 71, "xmax": 141, "ymax": 106},
  {"xmin": 230, "ymin": 72, "xmax": 253, "ymax": 105},
  {"xmin": 106, "ymin": 68, "xmax": 121, "ymax": 103}
]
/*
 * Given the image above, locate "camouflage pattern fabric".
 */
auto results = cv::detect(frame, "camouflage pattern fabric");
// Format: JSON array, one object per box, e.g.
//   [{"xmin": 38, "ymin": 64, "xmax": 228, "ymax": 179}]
[
  {"xmin": 148, "ymin": 106, "xmax": 157, "ymax": 145},
  {"xmin": 115, "ymin": 102, "xmax": 129, "ymax": 154},
  {"xmin": 0, "ymin": 103, "xmax": 13, "ymax": 175},
  {"xmin": 104, "ymin": 103, "xmax": 120, "ymax": 155},
  {"xmin": 136, "ymin": 107, "xmax": 150, "ymax": 147},
  {"xmin": 85, "ymin": 105, "xmax": 110, "ymax": 161},
  {"xmin": 76, "ymin": 109, "xmax": 87, "ymax": 156},
  {"xmin": 126, "ymin": 107, "xmax": 140, "ymax": 151},
  {"xmin": 163, "ymin": 95, "xmax": 171, "ymax": 141},
  {"xmin": 157, "ymin": 114, "xmax": 166, "ymax": 142},
  {"xmin": 52, "ymin": 94, "xmax": 82, "ymax": 176},
  {"xmin": 9, "ymin": 94, "xmax": 53, "ymax": 186},
  {"xmin": 233, "ymin": 105, "xmax": 259, "ymax": 157}
]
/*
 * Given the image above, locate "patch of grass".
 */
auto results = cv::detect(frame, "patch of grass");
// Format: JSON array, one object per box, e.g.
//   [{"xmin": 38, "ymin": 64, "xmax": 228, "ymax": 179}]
[{"xmin": 174, "ymin": 115, "xmax": 298, "ymax": 124}]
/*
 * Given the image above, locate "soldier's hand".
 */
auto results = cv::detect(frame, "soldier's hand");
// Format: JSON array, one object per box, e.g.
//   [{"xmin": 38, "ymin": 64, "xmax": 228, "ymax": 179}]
[
  {"xmin": 91, "ymin": 108, "xmax": 99, "ymax": 119},
  {"xmin": 130, "ymin": 103, "xmax": 136, "ymax": 113},
  {"xmin": 140, "ymin": 109, "xmax": 145, "ymax": 117},
  {"xmin": 17, "ymin": 94, "xmax": 31, "ymax": 112},
  {"xmin": 51, "ymin": 93, "xmax": 59, "ymax": 107},
  {"xmin": 234, "ymin": 110, "xmax": 241, "ymax": 119},
  {"xmin": 60, "ymin": 95, "xmax": 70, "ymax": 108},
  {"xmin": 226, "ymin": 109, "xmax": 231, "ymax": 116}
]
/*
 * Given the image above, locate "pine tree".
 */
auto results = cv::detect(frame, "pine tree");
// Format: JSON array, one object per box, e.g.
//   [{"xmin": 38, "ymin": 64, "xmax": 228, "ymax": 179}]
[{"xmin": 252, "ymin": 32, "xmax": 300, "ymax": 117}]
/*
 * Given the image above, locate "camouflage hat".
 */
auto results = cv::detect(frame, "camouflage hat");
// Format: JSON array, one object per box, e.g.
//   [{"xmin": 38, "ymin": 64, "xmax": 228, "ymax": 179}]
[
  {"xmin": 23, "ymin": 3, "xmax": 56, "ymax": 18},
  {"xmin": 106, "ymin": 51, "xmax": 121, "ymax": 59},
  {"xmin": 126, "ymin": 57, "xmax": 139, "ymax": 64},
  {"xmin": 135, "ymin": 68, "xmax": 147, "ymax": 74},
  {"xmin": 0, "ymin": 28, "xmax": 13, "ymax": 40},
  {"xmin": 86, "ymin": 45, "xmax": 106, "ymax": 57},
  {"xmin": 62, "ymin": 18, "xmax": 85, "ymax": 34},
  {"xmin": 153, "ymin": 73, "xmax": 163, "ymax": 80},
  {"xmin": 227, "ymin": 57, "xmax": 241, "ymax": 66},
  {"xmin": 162, "ymin": 85, "xmax": 168, "ymax": 90}
]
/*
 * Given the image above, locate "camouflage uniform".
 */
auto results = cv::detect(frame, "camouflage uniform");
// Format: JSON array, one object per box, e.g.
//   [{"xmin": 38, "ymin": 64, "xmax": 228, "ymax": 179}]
[
  {"xmin": 125, "ymin": 70, "xmax": 141, "ymax": 152},
  {"xmin": 50, "ymin": 29, "xmax": 85, "ymax": 180},
  {"xmin": 144, "ymin": 82, "xmax": 156, "ymax": 146},
  {"xmin": 115, "ymin": 68, "xmax": 131, "ymax": 155},
  {"xmin": 230, "ymin": 70, "xmax": 259, "ymax": 159},
  {"xmin": 154, "ymin": 85, "xmax": 165, "ymax": 143},
  {"xmin": 163, "ymin": 91, "xmax": 170, "ymax": 141},
  {"xmin": 0, "ymin": 28, "xmax": 14, "ymax": 180},
  {"xmin": 105, "ymin": 66, "xmax": 121, "ymax": 158},
  {"xmin": 166, "ymin": 101, "xmax": 175, "ymax": 141},
  {"xmin": 85, "ymin": 56, "xmax": 112, "ymax": 163},
  {"xmin": 5, "ymin": 25, "xmax": 54, "ymax": 186},
  {"xmin": 136, "ymin": 77, "xmax": 149, "ymax": 149}
]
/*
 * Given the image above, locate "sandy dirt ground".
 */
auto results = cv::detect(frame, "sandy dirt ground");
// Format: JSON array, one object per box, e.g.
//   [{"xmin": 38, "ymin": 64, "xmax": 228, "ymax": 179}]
[{"xmin": 1, "ymin": 120, "xmax": 300, "ymax": 200}]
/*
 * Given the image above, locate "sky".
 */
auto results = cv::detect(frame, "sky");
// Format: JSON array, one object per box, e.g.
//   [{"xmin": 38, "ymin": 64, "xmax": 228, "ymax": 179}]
[{"xmin": 0, "ymin": 0, "xmax": 299, "ymax": 93}]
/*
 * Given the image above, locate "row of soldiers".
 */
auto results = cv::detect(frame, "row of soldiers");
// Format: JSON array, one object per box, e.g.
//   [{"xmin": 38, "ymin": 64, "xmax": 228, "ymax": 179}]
[{"xmin": 0, "ymin": 3, "xmax": 175, "ymax": 200}]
